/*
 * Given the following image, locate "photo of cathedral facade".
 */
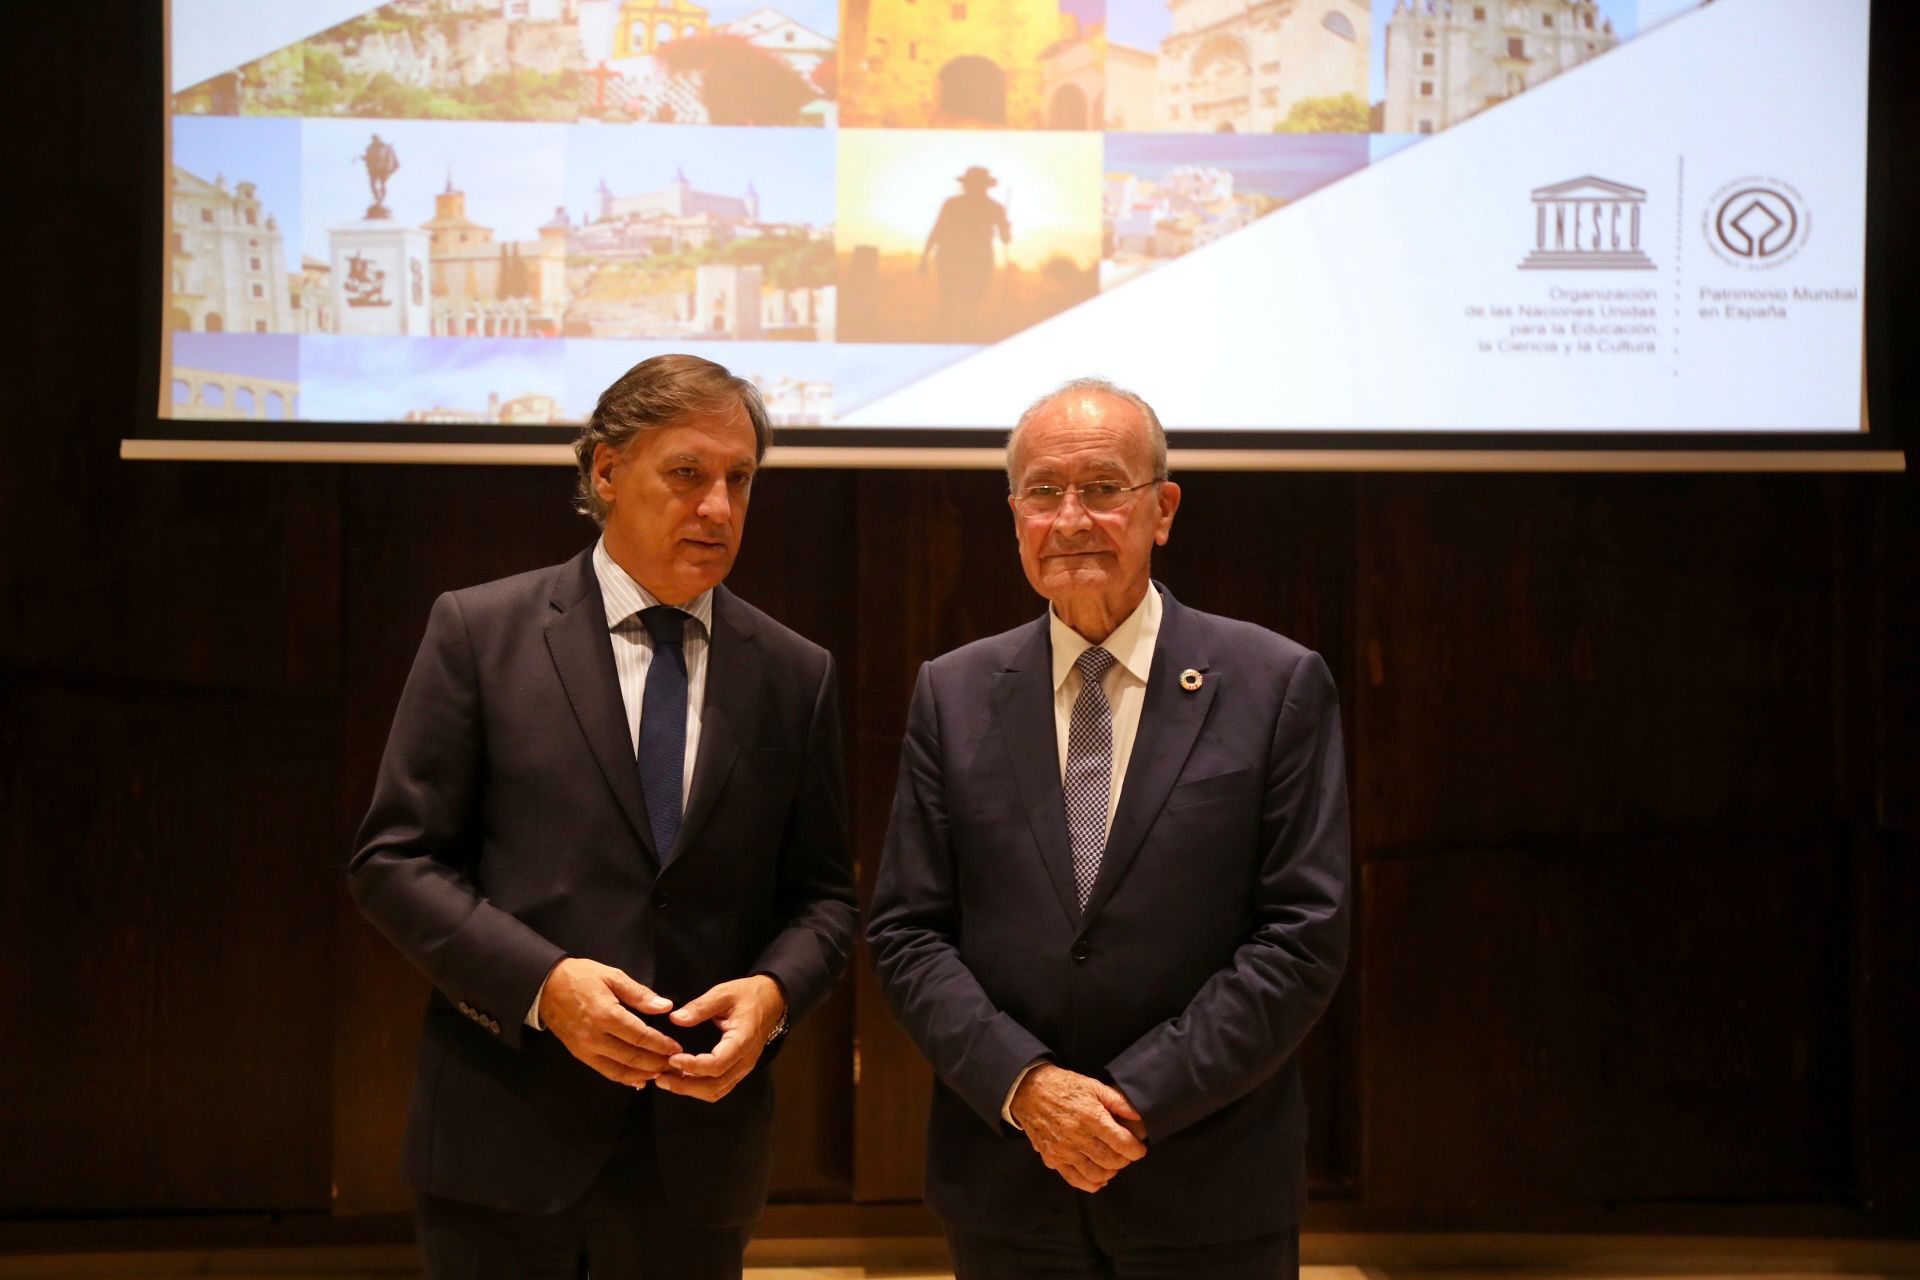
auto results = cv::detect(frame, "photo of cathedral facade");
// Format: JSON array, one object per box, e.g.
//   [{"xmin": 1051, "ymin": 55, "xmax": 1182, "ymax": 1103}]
[
  {"xmin": 1382, "ymin": 0, "xmax": 1619, "ymax": 134},
  {"xmin": 168, "ymin": 168, "xmax": 296, "ymax": 334},
  {"xmin": 1151, "ymin": 0, "xmax": 1370, "ymax": 133}
]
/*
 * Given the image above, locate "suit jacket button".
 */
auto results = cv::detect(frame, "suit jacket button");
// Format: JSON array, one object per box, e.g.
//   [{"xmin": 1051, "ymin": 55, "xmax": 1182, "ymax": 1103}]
[
  {"xmin": 652, "ymin": 890, "xmax": 669, "ymax": 909},
  {"xmin": 1071, "ymin": 940, "xmax": 1091, "ymax": 962}
]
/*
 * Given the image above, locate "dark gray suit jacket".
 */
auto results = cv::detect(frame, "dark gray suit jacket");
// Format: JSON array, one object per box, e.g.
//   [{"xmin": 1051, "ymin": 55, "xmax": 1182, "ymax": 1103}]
[
  {"xmin": 350, "ymin": 547, "xmax": 856, "ymax": 1225},
  {"xmin": 867, "ymin": 584, "xmax": 1350, "ymax": 1246}
]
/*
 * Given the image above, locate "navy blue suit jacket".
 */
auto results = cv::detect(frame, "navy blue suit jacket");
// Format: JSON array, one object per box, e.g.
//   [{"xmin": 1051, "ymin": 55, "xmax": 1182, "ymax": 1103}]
[
  {"xmin": 349, "ymin": 548, "xmax": 856, "ymax": 1224},
  {"xmin": 867, "ymin": 584, "xmax": 1350, "ymax": 1246}
]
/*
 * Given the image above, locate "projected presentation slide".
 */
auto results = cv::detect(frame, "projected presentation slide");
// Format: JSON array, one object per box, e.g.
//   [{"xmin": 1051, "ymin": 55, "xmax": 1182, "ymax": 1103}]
[{"xmin": 159, "ymin": 0, "xmax": 1868, "ymax": 438}]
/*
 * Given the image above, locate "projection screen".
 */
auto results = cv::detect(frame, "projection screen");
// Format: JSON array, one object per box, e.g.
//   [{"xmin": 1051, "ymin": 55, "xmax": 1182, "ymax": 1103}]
[{"xmin": 137, "ymin": 0, "xmax": 1897, "ymax": 469}]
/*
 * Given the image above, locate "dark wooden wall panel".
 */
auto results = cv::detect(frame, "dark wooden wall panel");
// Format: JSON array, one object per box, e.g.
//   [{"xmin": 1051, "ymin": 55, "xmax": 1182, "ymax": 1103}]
[
  {"xmin": 1364, "ymin": 833, "xmax": 1851, "ymax": 1209},
  {"xmin": 4, "ymin": 464, "xmax": 342, "ymax": 692},
  {"xmin": 0, "ymin": 681, "xmax": 338, "ymax": 1211},
  {"xmin": 1353, "ymin": 475, "xmax": 1846, "ymax": 856},
  {"xmin": 1350, "ymin": 473, "xmax": 1868, "ymax": 1216},
  {"xmin": 1, "ymin": 0, "xmax": 349, "ymax": 1215},
  {"xmin": 1860, "ymin": 468, "xmax": 1920, "ymax": 1213}
]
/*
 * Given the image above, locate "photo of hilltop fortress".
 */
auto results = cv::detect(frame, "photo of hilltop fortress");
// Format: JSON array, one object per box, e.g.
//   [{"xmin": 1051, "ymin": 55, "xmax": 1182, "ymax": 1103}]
[
  {"xmin": 170, "ymin": 0, "xmax": 838, "ymax": 127},
  {"xmin": 562, "ymin": 126, "xmax": 836, "ymax": 339}
]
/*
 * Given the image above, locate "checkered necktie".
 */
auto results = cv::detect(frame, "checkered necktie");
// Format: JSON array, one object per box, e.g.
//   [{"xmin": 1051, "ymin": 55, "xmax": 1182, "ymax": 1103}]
[
  {"xmin": 1064, "ymin": 646, "xmax": 1117, "ymax": 911},
  {"xmin": 638, "ymin": 606, "xmax": 689, "ymax": 861}
]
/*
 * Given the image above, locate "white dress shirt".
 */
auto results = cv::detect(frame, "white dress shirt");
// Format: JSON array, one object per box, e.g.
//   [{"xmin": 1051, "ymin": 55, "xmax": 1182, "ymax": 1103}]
[
  {"xmin": 1004, "ymin": 584, "xmax": 1163, "ymax": 1122},
  {"xmin": 528, "ymin": 538, "xmax": 715, "ymax": 1029}
]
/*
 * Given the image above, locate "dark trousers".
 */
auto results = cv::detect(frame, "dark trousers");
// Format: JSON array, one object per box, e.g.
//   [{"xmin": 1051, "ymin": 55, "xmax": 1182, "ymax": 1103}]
[
  {"xmin": 947, "ymin": 1207, "xmax": 1298, "ymax": 1280},
  {"xmin": 416, "ymin": 1095, "xmax": 749, "ymax": 1280}
]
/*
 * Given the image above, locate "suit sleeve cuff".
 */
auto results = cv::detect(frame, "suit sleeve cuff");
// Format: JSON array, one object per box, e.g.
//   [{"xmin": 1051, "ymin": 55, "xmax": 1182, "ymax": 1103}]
[{"xmin": 525, "ymin": 957, "xmax": 566, "ymax": 1031}]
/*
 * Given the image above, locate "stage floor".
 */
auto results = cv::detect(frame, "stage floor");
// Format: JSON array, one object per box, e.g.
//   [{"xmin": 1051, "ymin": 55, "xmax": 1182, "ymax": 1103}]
[
  {"xmin": 0, "ymin": 1260, "xmax": 1916, "ymax": 1280},
  {"xmin": 1, "ymin": 1239, "xmax": 1915, "ymax": 1279}
]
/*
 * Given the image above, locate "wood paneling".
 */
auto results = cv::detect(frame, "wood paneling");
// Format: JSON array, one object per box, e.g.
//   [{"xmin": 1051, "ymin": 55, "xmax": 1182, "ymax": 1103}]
[
  {"xmin": 1352, "ymin": 474, "xmax": 1847, "ymax": 855},
  {"xmin": 1349, "ymin": 473, "xmax": 1868, "ymax": 1213},
  {"xmin": 0, "ymin": 680, "xmax": 338, "ymax": 1211},
  {"xmin": 1363, "ymin": 832, "xmax": 1852, "ymax": 1208}
]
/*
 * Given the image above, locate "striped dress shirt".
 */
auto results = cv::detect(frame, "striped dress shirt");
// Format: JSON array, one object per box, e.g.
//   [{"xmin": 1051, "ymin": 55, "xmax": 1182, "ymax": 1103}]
[{"xmin": 592, "ymin": 536, "xmax": 712, "ymax": 806}]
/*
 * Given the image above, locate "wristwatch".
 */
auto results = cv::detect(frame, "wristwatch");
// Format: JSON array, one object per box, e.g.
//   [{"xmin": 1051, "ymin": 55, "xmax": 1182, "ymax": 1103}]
[{"xmin": 761, "ymin": 973, "xmax": 790, "ymax": 1045}]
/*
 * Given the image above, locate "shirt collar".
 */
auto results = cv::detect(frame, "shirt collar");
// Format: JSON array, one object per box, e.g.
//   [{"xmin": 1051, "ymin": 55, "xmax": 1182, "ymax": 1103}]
[
  {"xmin": 592, "ymin": 536, "xmax": 713, "ymax": 636},
  {"xmin": 1050, "ymin": 582, "xmax": 1161, "ymax": 692}
]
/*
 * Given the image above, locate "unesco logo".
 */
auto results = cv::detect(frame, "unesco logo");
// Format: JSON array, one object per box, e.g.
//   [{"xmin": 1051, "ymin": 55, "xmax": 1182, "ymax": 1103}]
[
  {"xmin": 1704, "ymin": 178, "xmax": 1809, "ymax": 269},
  {"xmin": 1518, "ymin": 176, "xmax": 1656, "ymax": 271}
]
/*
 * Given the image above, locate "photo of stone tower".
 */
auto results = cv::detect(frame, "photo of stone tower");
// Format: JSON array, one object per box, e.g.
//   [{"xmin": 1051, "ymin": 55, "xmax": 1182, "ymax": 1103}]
[{"xmin": 839, "ymin": 0, "xmax": 1087, "ymax": 128}]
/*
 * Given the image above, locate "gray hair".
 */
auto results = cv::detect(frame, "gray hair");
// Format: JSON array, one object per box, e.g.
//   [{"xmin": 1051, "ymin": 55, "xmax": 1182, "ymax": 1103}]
[
  {"xmin": 572, "ymin": 354, "xmax": 772, "ymax": 526},
  {"xmin": 1005, "ymin": 377, "xmax": 1169, "ymax": 488}
]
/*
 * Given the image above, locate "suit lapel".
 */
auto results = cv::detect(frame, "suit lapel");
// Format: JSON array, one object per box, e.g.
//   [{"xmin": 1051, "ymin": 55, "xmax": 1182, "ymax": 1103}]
[
  {"xmin": 1083, "ymin": 587, "xmax": 1216, "ymax": 922},
  {"xmin": 544, "ymin": 549, "xmax": 658, "ymax": 863},
  {"xmin": 670, "ymin": 586, "xmax": 750, "ymax": 866},
  {"xmin": 992, "ymin": 618, "xmax": 1082, "ymax": 929}
]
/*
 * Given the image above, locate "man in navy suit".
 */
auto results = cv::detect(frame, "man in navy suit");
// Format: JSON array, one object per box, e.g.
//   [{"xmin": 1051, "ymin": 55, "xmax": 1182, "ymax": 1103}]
[
  {"xmin": 350, "ymin": 354, "xmax": 855, "ymax": 1279},
  {"xmin": 867, "ymin": 378, "xmax": 1351, "ymax": 1278}
]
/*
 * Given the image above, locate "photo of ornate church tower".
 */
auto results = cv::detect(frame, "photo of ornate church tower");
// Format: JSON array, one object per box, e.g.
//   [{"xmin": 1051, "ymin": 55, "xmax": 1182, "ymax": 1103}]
[{"xmin": 168, "ymin": 167, "xmax": 294, "ymax": 334}]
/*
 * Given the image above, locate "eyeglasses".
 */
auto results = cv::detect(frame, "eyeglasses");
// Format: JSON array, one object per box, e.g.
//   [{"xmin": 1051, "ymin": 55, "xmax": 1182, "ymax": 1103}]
[{"xmin": 1011, "ymin": 477, "xmax": 1163, "ymax": 516}]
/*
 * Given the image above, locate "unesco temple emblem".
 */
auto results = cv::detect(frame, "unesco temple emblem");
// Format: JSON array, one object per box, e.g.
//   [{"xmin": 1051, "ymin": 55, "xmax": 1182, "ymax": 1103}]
[{"xmin": 1519, "ymin": 176, "xmax": 1655, "ymax": 271}]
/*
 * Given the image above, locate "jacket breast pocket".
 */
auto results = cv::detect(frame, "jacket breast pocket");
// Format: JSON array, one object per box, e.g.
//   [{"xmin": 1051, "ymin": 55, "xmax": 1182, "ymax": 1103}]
[{"xmin": 1165, "ymin": 767, "xmax": 1255, "ymax": 813}]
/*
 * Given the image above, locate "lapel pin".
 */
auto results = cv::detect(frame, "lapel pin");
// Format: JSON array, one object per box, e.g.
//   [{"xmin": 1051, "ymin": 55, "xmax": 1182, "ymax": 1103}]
[{"xmin": 1179, "ymin": 668, "xmax": 1203, "ymax": 692}]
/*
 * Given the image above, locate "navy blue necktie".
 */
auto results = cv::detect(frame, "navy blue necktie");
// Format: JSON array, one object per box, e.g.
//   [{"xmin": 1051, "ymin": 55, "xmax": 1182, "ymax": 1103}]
[{"xmin": 638, "ymin": 606, "xmax": 689, "ymax": 860}]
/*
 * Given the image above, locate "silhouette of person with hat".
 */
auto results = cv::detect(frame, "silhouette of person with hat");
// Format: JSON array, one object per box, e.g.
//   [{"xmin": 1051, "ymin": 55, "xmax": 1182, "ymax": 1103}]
[{"xmin": 920, "ymin": 165, "xmax": 1012, "ymax": 341}]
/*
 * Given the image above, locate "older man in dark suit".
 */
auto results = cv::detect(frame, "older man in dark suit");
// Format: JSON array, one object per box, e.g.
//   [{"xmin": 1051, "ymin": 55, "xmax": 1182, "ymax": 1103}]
[
  {"xmin": 350, "ymin": 354, "xmax": 855, "ymax": 1279},
  {"xmin": 867, "ymin": 378, "xmax": 1351, "ymax": 1278}
]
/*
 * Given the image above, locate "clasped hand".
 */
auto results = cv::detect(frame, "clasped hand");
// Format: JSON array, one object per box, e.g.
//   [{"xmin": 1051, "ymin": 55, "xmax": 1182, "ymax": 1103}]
[
  {"xmin": 538, "ymin": 959, "xmax": 785, "ymax": 1103},
  {"xmin": 1009, "ymin": 1064, "xmax": 1147, "ymax": 1193}
]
